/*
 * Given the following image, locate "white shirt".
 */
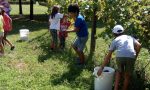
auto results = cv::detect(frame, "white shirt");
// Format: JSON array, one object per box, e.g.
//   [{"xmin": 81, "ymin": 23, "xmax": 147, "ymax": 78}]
[
  {"xmin": 49, "ymin": 13, "xmax": 63, "ymax": 30},
  {"xmin": 109, "ymin": 35, "xmax": 138, "ymax": 58}
]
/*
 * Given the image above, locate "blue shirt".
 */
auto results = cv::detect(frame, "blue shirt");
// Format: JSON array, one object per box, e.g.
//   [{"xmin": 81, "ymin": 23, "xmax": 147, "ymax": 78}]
[{"xmin": 75, "ymin": 14, "xmax": 88, "ymax": 37}]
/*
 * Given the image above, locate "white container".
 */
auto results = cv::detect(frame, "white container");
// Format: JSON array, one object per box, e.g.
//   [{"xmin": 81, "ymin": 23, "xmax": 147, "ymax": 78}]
[
  {"xmin": 19, "ymin": 29, "xmax": 29, "ymax": 41},
  {"xmin": 93, "ymin": 66, "xmax": 115, "ymax": 90}
]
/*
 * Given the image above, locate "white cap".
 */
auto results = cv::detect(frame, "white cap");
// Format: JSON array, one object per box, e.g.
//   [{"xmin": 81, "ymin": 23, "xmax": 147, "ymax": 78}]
[{"xmin": 112, "ymin": 25, "xmax": 124, "ymax": 34}]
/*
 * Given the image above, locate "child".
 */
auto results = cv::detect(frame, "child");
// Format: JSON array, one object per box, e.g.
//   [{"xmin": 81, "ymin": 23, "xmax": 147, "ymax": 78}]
[
  {"xmin": 0, "ymin": 8, "xmax": 4, "ymax": 56},
  {"xmin": 59, "ymin": 15, "xmax": 71, "ymax": 49},
  {"xmin": 1, "ymin": 6, "xmax": 15, "ymax": 50},
  {"xmin": 49, "ymin": 5, "xmax": 63, "ymax": 50},
  {"xmin": 67, "ymin": 4, "xmax": 88, "ymax": 65},
  {"xmin": 97, "ymin": 25, "xmax": 141, "ymax": 90}
]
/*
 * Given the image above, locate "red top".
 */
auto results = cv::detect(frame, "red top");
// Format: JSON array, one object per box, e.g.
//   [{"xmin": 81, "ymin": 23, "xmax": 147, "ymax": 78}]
[
  {"xmin": 59, "ymin": 21, "xmax": 71, "ymax": 38},
  {"xmin": 3, "ymin": 13, "xmax": 12, "ymax": 31},
  {"xmin": 60, "ymin": 21, "xmax": 71, "ymax": 31}
]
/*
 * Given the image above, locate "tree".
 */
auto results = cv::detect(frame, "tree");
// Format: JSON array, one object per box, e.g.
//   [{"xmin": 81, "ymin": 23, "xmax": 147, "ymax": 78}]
[
  {"xmin": 90, "ymin": 0, "xmax": 98, "ymax": 54},
  {"xmin": 19, "ymin": 0, "xmax": 23, "ymax": 15},
  {"xmin": 97, "ymin": 0, "xmax": 150, "ymax": 50},
  {"xmin": 30, "ymin": 0, "xmax": 34, "ymax": 20}
]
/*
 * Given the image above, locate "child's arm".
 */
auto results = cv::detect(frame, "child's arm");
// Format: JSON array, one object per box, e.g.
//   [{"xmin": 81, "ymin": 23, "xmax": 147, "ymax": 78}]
[
  {"xmin": 97, "ymin": 50, "xmax": 113, "ymax": 76},
  {"xmin": 66, "ymin": 27, "xmax": 79, "ymax": 33},
  {"xmin": 134, "ymin": 41, "xmax": 141, "ymax": 59}
]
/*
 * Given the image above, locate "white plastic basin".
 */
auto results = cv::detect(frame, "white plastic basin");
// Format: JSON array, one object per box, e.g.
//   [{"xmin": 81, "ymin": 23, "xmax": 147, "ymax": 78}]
[
  {"xmin": 93, "ymin": 66, "xmax": 115, "ymax": 90},
  {"xmin": 19, "ymin": 29, "xmax": 29, "ymax": 41}
]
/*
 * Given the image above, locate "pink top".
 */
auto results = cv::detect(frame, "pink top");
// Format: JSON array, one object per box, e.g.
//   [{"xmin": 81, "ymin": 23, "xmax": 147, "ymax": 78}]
[
  {"xmin": 3, "ymin": 13, "xmax": 12, "ymax": 31},
  {"xmin": 59, "ymin": 21, "xmax": 71, "ymax": 38}
]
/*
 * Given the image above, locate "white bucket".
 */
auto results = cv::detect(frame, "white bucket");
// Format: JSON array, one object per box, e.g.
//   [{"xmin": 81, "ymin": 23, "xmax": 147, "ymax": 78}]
[
  {"xmin": 19, "ymin": 29, "xmax": 29, "ymax": 41},
  {"xmin": 93, "ymin": 66, "xmax": 115, "ymax": 90}
]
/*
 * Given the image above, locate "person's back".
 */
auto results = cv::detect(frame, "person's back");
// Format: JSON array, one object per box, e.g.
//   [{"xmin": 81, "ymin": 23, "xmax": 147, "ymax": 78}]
[
  {"xmin": 49, "ymin": 13, "xmax": 63, "ymax": 30},
  {"xmin": 75, "ymin": 14, "xmax": 88, "ymax": 37},
  {"xmin": 110, "ymin": 35, "xmax": 137, "ymax": 58}
]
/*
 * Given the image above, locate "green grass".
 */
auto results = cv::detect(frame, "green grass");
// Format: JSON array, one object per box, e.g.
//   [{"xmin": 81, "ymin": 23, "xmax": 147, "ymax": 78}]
[
  {"xmin": 10, "ymin": 3, "xmax": 48, "ymax": 15},
  {"xmin": 0, "ymin": 4, "xmax": 150, "ymax": 90}
]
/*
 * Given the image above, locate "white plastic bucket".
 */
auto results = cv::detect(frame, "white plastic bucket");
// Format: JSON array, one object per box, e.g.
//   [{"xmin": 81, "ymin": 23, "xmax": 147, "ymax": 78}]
[
  {"xmin": 19, "ymin": 29, "xmax": 29, "ymax": 41},
  {"xmin": 93, "ymin": 66, "xmax": 115, "ymax": 90}
]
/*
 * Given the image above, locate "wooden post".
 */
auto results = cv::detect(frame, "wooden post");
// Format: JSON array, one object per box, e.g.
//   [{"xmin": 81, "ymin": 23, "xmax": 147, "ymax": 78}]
[
  {"xmin": 19, "ymin": 0, "xmax": 23, "ymax": 15},
  {"xmin": 90, "ymin": 0, "xmax": 97, "ymax": 54},
  {"xmin": 30, "ymin": 0, "xmax": 33, "ymax": 20}
]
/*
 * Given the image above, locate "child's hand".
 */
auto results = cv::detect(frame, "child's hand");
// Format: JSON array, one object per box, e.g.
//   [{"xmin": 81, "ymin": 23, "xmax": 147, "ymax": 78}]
[{"xmin": 97, "ymin": 67, "xmax": 103, "ymax": 76}]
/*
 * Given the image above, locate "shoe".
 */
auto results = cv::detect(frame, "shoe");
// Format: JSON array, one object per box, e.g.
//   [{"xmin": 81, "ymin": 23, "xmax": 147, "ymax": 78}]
[{"xmin": 10, "ymin": 46, "xmax": 15, "ymax": 50}]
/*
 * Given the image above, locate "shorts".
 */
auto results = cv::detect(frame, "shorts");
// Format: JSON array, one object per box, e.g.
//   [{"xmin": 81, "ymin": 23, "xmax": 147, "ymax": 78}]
[
  {"xmin": 73, "ymin": 36, "xmax": 88, "ymax": 52},
  {"xmin": 116, "ymin": 57, "xmax": 136, "ymax": 73}
]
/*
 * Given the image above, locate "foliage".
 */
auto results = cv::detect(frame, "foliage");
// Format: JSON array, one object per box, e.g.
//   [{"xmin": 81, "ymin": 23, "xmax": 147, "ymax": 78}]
[
  {"xmin": 97, "ymin": 0, "xmax": 150, "ymax": 50},
  {"xmin": 46, "ymin": 0, "xmax": 150, "ymax": 49},
  {"xmin": 47, "ymin": 0, "xmax": 94, "ymax": 21},
  {"xmin": 10, "ymin": 4, "xmax": 48, "ymax": 15},
  {"xmin": 8, "ymin": 0, "xmax": 30, "ymax": 2}
]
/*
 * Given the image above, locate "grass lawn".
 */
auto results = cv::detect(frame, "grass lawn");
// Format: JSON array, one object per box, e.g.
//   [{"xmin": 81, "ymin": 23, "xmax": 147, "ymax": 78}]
[{"xmin": 0, "ymin": 3, "xmax": 149, "ymax": 90}]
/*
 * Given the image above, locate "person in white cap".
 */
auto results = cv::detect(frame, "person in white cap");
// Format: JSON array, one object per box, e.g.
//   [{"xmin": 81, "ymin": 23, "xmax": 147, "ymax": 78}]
[{"xmin": 97, "ymin": 25, "xmax": 141, "ymax": 90}]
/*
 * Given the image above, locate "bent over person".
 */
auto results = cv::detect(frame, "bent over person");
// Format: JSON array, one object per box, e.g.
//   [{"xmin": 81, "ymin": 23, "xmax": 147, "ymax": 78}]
[{"xmin": 97, "ymin": 25, "xmax": 141, "ymax": 90}]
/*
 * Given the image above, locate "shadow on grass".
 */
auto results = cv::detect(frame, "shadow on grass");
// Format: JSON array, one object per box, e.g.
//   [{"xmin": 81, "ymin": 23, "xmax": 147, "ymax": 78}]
[
  {"xmin": 50, "ymin": 52, "xmax": 94, "ymax": 89},
  {"xmin": 10, "ymin": 14, "xmax": 48, "ymax": 35},
  {"xmin": 28, "ymin": 30, "xmax": 94, "ymax": 89}
]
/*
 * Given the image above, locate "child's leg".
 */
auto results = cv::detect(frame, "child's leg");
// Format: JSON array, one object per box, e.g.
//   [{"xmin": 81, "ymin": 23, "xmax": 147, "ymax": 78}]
[
  {"xmin": 59, "ymin": 37, "xmax": 63, "ymax": 48},
  {"xmin": 115, "ymin": 58, "xmax": 125, "ymax": 90},
  {"xmin": 114, "ymin": 71, "xmax": 122, "ymax": 90},
  {"xmin": 122, "ymin": 58, "xmax": 135, "ymax": 90},
  {"xmin": 62, "ymin": 37, "xmax": 65, "ymax": 48},
  {"xmin": 72, "ymin": 45, "xmax": 85, "ymax": 64},
  {"xmin": 53, "ymin": 30, "xmax": 58, "ymax": 48},
  {"xmin": 50, "ymin": 30, "xmax": 57, "ymax": 49},
  {"xmin": 3, "ymin": 32, "xmax": 14, "ymax": 49},
  {"xmin": 72, "ymin": 37, "xmax": 88, "ymax": 64},
  {"xmin": 122, "ymin": 72, "xmax": 131, "ymax": 90}
]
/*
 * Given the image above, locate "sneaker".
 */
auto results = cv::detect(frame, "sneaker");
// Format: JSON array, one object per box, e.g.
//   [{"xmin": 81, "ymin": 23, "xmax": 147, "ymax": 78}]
[{"xmin": 10, "ymin": 46, "xmax": 15, "ymax": 50}]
